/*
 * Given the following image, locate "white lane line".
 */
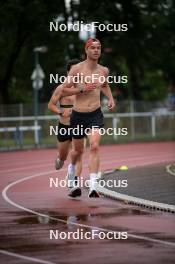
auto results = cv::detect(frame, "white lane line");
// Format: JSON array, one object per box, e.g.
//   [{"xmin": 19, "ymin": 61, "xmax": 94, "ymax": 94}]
[
  {"xmin": 2, "ymin": 170, "xmax": 175, "ymax": 249},
  {"xmin": 0, "ymin": 250, "xmax": 55, "ymax": 264},
  {"xmin": 166, "ymin": 164, "xmax": 175, "ymax": 176},
  {"xmin": 0, "ymin": 158, "xmax": 119, "ymax": 175},
  {"xmin": 0, "ymin": 163, "xmax": 53, "ymax": 174},
  {"xmin": 0, "ymin": 158, "xmax": 52, "ymax": 168}
]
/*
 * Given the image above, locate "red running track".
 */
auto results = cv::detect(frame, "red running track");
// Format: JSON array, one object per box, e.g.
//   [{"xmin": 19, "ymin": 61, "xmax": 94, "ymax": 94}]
[{"xmin": 0, "ymin": 141, "xmax": 175, "ymax": 264}]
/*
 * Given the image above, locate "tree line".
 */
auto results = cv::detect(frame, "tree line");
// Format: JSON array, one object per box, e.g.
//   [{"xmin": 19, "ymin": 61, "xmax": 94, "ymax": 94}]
[{"xmin": 0, "ymin": 0, "xmax": 174, "ymax": 104}]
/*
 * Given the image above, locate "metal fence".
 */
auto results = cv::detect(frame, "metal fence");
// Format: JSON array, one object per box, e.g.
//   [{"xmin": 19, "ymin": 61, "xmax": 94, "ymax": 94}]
[{"xmin": 0, "ymin": 101, "xmax": 174, "ymax": 150}]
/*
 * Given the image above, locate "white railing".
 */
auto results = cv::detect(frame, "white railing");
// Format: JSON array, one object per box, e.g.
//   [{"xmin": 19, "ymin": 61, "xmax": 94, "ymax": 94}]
[{"xmin": 0, "ymin": 111, "xmax": 174, "ymax": 148}]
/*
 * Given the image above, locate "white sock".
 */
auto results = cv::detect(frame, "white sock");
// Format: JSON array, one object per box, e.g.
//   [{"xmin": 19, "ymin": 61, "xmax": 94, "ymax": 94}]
[
  {"xmin": 90, "ymin": 173, "xmax": 98, "ymax": 191},
  {"xmin": 68, "ymin": 163, "xmax": 75, "ymax": 174}
]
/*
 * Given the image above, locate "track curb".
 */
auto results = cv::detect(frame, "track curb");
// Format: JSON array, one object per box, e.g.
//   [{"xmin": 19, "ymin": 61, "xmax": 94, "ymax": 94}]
[{"xmin": 97, "ymin": 170, "xmax": 175, "ymax": 214}]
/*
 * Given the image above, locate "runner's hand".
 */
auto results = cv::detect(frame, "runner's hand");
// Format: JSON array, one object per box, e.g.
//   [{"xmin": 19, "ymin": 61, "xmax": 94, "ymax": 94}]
[
  {"xmin": 57, "ymin": 109, "xmax": 63, "ymax": 115},
  {"xmin": 62, "ymin": 108, "xmax": 72, "ymax": 117},
  {"xmin": 108, "ymin": 98, "xmax": 115, "ymax": 110}
]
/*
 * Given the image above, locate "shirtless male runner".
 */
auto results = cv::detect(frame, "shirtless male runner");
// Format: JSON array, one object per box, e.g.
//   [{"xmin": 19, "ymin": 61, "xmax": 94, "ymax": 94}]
[
  {"xmin": 60, "ymin": 38, "xmax": 115, "ymax": 198},
  {"xmin": 48, "ymin": 59, "xmax": 95, "ymax": 197}
]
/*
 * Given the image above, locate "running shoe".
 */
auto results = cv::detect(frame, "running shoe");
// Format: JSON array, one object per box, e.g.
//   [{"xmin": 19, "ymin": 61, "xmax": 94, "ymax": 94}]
[
  {"xmin": 55, "ymin": 158, "xmax": 64, "ymax": 170},
  {"xmin": 68, "ymin": 187, "xmax": 82, "ymax": 198},
  {"xmin": 88, "ymin": 189, "xmax": 100, "ymax": 198}
]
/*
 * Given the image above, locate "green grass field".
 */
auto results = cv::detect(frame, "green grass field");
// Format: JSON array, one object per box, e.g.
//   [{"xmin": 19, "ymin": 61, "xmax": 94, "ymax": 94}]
[{"xmin": 0, "ymin": 133, "xmax": 174, "ymax": 150}]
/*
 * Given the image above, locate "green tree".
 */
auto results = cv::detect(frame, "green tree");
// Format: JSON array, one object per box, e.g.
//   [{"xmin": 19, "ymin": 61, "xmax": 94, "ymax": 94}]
[{"xmin": 0, "ymin": 0, "xmax": 174, "ymax": 104}]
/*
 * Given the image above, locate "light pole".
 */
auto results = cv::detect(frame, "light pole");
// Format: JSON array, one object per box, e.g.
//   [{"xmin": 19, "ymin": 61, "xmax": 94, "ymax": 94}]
[{"xmin": 31, "ymin": 46, "xmax": 47, "ymax": 146}]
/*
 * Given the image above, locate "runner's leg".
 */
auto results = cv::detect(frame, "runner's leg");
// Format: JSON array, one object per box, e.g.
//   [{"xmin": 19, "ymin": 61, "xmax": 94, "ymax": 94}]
[
  {"xmin": 66, "ymin": 138, "xmax": 84, "ymax": 188},
  {"xmin": 88, "ymin": 129, "xmax": 101, "ymax": 197},
  {"xmin": 55, "ymin": 140, "xmax": 71, "ymax": 170}
]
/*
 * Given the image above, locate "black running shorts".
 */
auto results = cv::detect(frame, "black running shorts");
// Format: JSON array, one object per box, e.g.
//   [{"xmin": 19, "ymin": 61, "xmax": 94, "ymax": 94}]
[
  {"xmin": 70, "ymin": 107, "xmax": 104, "ymax": 139},
  {"xmin": 56, "ymin": 122, "xmax": 72, "ymax": 142}
]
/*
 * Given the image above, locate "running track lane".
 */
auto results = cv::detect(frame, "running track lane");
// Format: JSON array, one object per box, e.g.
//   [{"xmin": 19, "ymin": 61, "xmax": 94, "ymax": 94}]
[{"xmin": 0, "ymin": 142, "xmax": 175, "ymax": 264}]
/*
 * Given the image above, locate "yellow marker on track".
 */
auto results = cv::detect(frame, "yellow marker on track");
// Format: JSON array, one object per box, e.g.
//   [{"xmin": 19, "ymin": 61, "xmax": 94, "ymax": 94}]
[
  {"xmin": 119, "ymin": 165, "xmax": 128, "ymax": 171},
  {"xmin": 103, "ymin": 166, "xmax": 128, "ymax": 176}
]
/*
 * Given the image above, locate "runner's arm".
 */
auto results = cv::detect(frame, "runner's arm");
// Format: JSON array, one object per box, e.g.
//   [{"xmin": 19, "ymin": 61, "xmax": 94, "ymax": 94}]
[
  {"xmin": 101, "ymin": 69, "xmax": 115, "ymax": 110},
  {"xmin": 48, "ymin": 83, "xmax": 84, "ymax": 114},
  {"xmin": 48, "ymin": 85, "xmax": 63, "ymax": 115},
  {"xmin": 59, "ymin": 86, "xmax": 84, "ymax": 97},
  {"xmin": 101, "ymin": 82, "xmax": 114, "ymax": 101},
  {"xmin": 60, "ymin": 65, "xmax": 97, "ymax": 96}
]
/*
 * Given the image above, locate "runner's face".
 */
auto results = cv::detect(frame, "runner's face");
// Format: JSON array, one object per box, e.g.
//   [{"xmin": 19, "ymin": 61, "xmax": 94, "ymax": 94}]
[{"xmin": 86, "ymin": 42, "xmax": 101, "ymax": 60}]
